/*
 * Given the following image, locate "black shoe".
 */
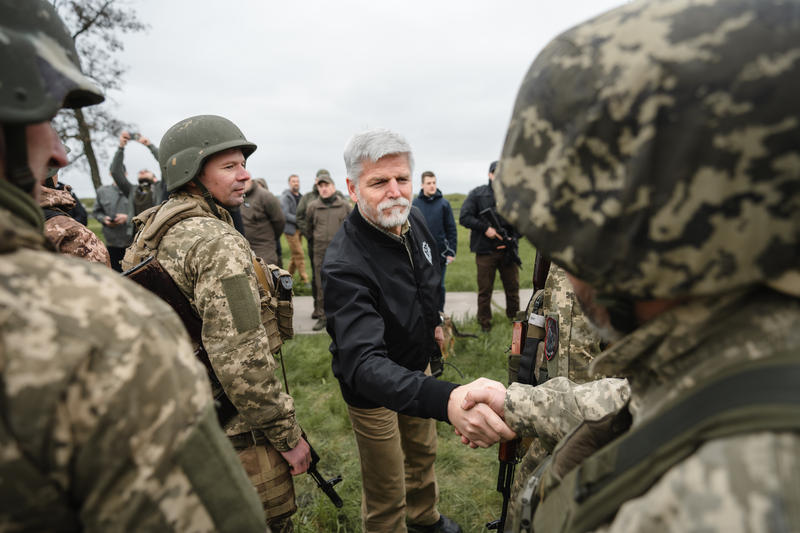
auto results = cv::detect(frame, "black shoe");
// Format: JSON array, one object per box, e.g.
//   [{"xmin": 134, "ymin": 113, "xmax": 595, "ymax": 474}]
[
  {"xmin": 311, "ymin": 310, "xmax": 322, "ymax": 319},
  {"xmin": 481, "ymin": 324, "xmax": 492, "ymax": 333},
  {"xmin": 408, "ymin": 514, "xmax": 462, "ymax": 533},
  {"xmin": 312, "ymin": 318, "xmax": 327, "ymax": 331}
]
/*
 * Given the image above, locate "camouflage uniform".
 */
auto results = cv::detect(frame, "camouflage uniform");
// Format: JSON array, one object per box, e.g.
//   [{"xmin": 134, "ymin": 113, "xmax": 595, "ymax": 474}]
[
  {"xmin": 39, "ymin": 185, "xmax": 111, "ymax": 266},
  {"xmin": 124, "ymin": 191, "xmax": 301, "ymax": 531},
  {"xmin": 494, "ymin": 0, "xmax": 800, "ymax": 530},
  {"xmin": 540, "ymin": 263, "xmax": 603, "ymax": 384},
  {"xmin": 0, "ymin": 185, "xmax": 266, "ymax": 531}
]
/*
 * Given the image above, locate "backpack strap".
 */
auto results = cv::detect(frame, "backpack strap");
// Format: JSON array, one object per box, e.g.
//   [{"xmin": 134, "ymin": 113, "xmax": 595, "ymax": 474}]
[{"xmin": 530, "ymin": 351, "xmax": 800, "ymax": 533}]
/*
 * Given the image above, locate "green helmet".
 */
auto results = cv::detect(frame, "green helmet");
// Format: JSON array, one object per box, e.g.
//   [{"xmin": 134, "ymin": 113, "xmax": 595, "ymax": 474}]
[
  {"xmin": 159, "ymin": 115, "xmax": 257, "ymax": 193},
  {"xmin": 496, "ymin": 0, "xmax": 800, "ymax": 301},
  {"xmin": 0, "ymin": 0, "xmax": 104, "ymax": 124}
]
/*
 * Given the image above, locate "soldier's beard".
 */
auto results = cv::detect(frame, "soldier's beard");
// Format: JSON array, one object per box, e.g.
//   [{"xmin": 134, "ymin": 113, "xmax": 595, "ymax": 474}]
[{"xmin": 358, "ymin": 195, "xmax": 411, "ymax": 229}]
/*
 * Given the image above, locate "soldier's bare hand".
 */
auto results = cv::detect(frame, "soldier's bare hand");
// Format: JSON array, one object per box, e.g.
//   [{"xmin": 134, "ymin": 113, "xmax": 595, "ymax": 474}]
[
  {"xmin": 485, "ymin": 226, "xmax": 499, "ymax": 239},
  {"xmin": 116, "ymin": 213, "xmax": 129, "ymax": 224},
  {"xmin": 138, "ymin": 135, "xmax": 151, "ymax": 146},
  {"xmin": 280, "ymin": 437, "xmax": 311, "ymax": 475}
]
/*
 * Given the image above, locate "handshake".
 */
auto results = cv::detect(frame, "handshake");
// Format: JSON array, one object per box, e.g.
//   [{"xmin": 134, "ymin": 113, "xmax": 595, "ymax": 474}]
[{"xmin": 447, "ymin": 378, "xmax": 516, "ymax": 448}]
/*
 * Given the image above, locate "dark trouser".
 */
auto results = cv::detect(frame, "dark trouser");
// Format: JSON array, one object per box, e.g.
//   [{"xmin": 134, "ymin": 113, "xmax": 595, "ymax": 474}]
[
  {"xmin": 107, "ymin": 246, "xmax": 126, "ymax": 272},
  {"xmin": 475, "ymin": 250, "xmax": 520, "ymax": 328},
  {"xmin": 308, "ymin": 239, "xmax": 318, "ymax": 313},
  {"xmin": 439, "ymin": 261, "xmax": 447, "ymax": 313}
]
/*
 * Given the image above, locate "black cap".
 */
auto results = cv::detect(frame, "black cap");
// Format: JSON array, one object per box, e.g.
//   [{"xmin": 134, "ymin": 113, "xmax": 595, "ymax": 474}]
[{"xmin": 489, "ymin": 160, "xmax": 498, "ymax": 174}]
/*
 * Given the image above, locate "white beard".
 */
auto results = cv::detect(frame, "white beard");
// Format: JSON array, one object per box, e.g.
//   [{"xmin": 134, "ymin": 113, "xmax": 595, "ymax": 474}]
[{"xmin": 358, "ymin": 195, "xmax": 411, "ymax": 229}]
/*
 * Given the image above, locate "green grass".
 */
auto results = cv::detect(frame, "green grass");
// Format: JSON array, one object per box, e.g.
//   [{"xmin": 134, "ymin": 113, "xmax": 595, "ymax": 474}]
[{"xmin": 281, "ymin": 314, "xmax": 513, "ymax": 532}]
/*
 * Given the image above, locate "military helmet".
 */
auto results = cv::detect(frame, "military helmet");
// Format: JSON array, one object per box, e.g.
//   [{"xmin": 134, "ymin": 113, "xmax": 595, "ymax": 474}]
[
  {"xmin": 496, "ymin": 0, "xmax": 800, "ymax": 300},
  {"xmin": 0, "ymin": 0, "xmax": 104, "ymax": 124},
  {"xmin": 159, "ymin": 115, "xmax": 257, "ymax": 192}
]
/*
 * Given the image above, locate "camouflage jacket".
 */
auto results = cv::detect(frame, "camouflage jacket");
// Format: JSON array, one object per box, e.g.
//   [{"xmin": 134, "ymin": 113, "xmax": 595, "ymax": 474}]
[
  {"xmin": 130, "ymin": 192, "xmax": 302, "ymax": 451},
  {"xmin": 0, "ymin": 184, "xmax": 265, "ymax": 532},
  {"xmin": 505, "ymin": 288, "xmax": 800, "ymax": 531},
  {"xmin": 541, "ymin": 264, "xmax": 604, "ymax": 382},
  {"xmin": 39, "ymin": 185, "xmax": 111, "ymax": 266}
]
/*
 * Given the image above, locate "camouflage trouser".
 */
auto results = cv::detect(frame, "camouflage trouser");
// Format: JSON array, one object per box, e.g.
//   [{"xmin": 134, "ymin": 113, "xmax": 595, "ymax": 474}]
[{"xmin": 234, "ymin": 436, "xmax": 297, "ymax": 533}]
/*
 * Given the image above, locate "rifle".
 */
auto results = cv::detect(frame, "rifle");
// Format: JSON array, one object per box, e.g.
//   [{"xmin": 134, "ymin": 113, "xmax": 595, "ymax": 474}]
[
  {"xmin": 303, "ymin": 431, "xmax": 344, "ymax": 508},
  {"xmin": 487, "ymin": 251, "xmax": 551, "ymax": 531},
  {"xmin": 125, "ymin": 257, "xmax": 345, "ymax": 508},
  {"xmin": 479, "ymin": 206, "xmax": 522, "ymax": 267},
  {"xmin": 270, "ymin": 276, "xmax": 344, "ymax": 509}
]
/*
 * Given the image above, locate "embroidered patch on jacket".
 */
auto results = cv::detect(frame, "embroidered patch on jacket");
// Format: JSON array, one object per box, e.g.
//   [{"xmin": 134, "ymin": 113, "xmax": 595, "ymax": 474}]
[
  {"xmin": 221, "ymin": 274, "xmax": 261, "ymax": 333},
  {"xmin": 544, "ymin": 316, "xmax": 559, "ymax": 362},
  {"xmin": 422, "ymin": 241, "xmax": 432, "ymax": 265}
]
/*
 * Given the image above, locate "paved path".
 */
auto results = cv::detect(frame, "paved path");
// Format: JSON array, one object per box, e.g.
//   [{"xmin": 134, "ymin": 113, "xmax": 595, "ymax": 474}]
[{"xmin": 292, "ymin": 289, "xmax": 534, "ymax": 335}]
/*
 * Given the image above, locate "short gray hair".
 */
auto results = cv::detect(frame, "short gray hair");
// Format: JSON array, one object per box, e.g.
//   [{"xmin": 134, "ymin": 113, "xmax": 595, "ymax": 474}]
[{"xmin": 343, "ymin": 129, "xmax": 414, "ymax": 185}]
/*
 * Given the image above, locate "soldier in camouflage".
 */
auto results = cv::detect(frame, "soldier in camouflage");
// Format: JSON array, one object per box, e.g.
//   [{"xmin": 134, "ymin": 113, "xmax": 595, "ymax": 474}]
[
  {"xmin": 123, "ymin": 114, "xmax": 311, "ymax": 533},
  {"xmin": 0, "ymin": 2, "xmax": 266, "ymax": 531},
  {"xmin": 39, "ymin": 172, "xmax": 111, "ymax": 266},
  {"xmin": 466, "ymin": 0, "xmax": 800, "ymax": 531}
]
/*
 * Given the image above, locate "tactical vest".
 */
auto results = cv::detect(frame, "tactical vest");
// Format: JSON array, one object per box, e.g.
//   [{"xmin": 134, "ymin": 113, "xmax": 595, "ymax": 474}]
[
  {"xmin": 514, "ymin": 351, "xmax": 800, "ymax": 532},
  {"xmin": 123, "ymin": 199, "xmax": 294, "ymax": 353}
]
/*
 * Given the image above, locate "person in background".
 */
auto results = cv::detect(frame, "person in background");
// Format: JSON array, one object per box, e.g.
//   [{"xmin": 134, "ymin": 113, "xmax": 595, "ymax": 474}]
[
  {"xmin": 92, "ymin": 178, "xmax": 131, "ymax": 271},
  {"xmin": 412, "ymin": 170, "xmax": 457, "ymax": 312},
  {"xmin": 110, "ymin": 130, "xmax": 164, "ymax": 218},
  {"xmin": 305, "ymin": 172, "xmax": 350, "ymax": 331},
  {"xmin": 241, "ymin": 176, "xmax": 285, "ymax": 265},
  {"xmin": 40, "ymin": 165, "xmax": 110, "ymax": 266},
  {"xmin": 281, "ymin": 174, "xmax": 309, "ymax": 285},
  {"xmin": 459, "ymin": 161, "xmax": 520, "ymax": 332}
]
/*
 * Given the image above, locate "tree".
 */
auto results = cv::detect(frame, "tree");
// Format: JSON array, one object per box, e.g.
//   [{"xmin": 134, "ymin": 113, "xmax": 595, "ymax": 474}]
[{"xmin": 52, "ymin": 0, "xmax": 147, "ymax": 190}]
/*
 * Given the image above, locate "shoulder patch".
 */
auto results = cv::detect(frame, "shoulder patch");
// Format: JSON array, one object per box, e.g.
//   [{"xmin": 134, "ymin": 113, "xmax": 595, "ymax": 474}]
[{"xmin": 221, "ymin": 274, "xmax": 261, "ymax": 333}]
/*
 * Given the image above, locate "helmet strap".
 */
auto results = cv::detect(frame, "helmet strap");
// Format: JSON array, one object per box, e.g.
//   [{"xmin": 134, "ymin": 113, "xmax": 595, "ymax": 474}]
[
  {"xmin": 192, "ymin": 177, "xmax": 223, "ymax": 218},
  {"xmin": 2, "ymin": 124, "xmax": 37, "ymax": 195}
]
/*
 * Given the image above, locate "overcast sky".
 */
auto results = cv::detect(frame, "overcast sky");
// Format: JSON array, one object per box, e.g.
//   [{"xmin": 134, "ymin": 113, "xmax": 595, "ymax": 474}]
[{"xmin": 63, "ymin": 0, "xmax": 624, "ymax": 198}]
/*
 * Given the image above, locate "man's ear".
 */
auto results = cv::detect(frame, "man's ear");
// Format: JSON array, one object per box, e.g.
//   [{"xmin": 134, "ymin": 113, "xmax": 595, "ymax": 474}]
[{"xmin": 346, "ymin": 178, "xmax": 359, "ymax": 203}]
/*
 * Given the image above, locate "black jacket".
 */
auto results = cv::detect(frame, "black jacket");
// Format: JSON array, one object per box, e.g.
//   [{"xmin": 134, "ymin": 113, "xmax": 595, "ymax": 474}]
[
  {"xmin": 322, "ymin": 206, "xmax": 458, "ymax": 421},
  {"xmin": 459, "ymin": 180, "xmax": 519, "ymax": 255},
  {"xmin": 412, "ymin": 188, "xmax": 457, "ymax": 264}
]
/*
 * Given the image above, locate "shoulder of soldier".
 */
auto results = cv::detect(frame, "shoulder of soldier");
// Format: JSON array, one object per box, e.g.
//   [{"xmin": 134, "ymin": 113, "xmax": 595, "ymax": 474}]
[{"xmin": 1, "ymin": 248, "xmax": 205, "ymax": 401}]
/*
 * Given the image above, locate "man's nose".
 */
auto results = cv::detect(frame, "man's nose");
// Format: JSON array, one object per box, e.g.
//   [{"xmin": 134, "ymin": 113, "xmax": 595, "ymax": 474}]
[{"xmin": 386, "ymin": 178, "xmax": 401, "ymax": 197}]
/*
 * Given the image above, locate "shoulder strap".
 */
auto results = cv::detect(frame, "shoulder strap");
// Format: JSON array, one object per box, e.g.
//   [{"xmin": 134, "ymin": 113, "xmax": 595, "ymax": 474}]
[{"xmin": 532, "ymin": 351, "xmax": 800, "ymax": 533}]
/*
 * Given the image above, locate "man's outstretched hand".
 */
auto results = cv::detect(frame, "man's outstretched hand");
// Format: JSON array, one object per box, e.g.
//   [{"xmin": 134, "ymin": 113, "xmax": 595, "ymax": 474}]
[{"xmin": 447, "ymin": 378, "xmax": 516, "ymax": 448}]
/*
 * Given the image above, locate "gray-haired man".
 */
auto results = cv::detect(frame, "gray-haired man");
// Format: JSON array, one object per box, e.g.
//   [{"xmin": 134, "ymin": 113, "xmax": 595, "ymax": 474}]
[{"xmin": 322, "ymin": 128, "xmax": 514, "ymax": 533}]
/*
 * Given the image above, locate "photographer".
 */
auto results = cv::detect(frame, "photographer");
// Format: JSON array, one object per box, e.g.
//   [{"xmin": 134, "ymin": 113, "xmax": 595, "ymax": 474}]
[{"xmin": 110, "ymin": 130, "xmax": 165, "ymax": 219}]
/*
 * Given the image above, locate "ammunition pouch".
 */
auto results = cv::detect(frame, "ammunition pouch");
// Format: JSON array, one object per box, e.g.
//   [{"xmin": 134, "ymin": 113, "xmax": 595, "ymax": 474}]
[
  {"xmin": 234, "ymin": 433, "xmax": 297, "ymax": 522},
  {"xmin": 251, "ymin": 257, "xmax": 294, "ymax": 354}
]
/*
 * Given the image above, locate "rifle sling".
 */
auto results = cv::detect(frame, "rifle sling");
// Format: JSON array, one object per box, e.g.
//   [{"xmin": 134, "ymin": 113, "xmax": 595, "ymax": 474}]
[{"xmin": 124, "ymin": 256, "xmax": 239, "ymax": 426}]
